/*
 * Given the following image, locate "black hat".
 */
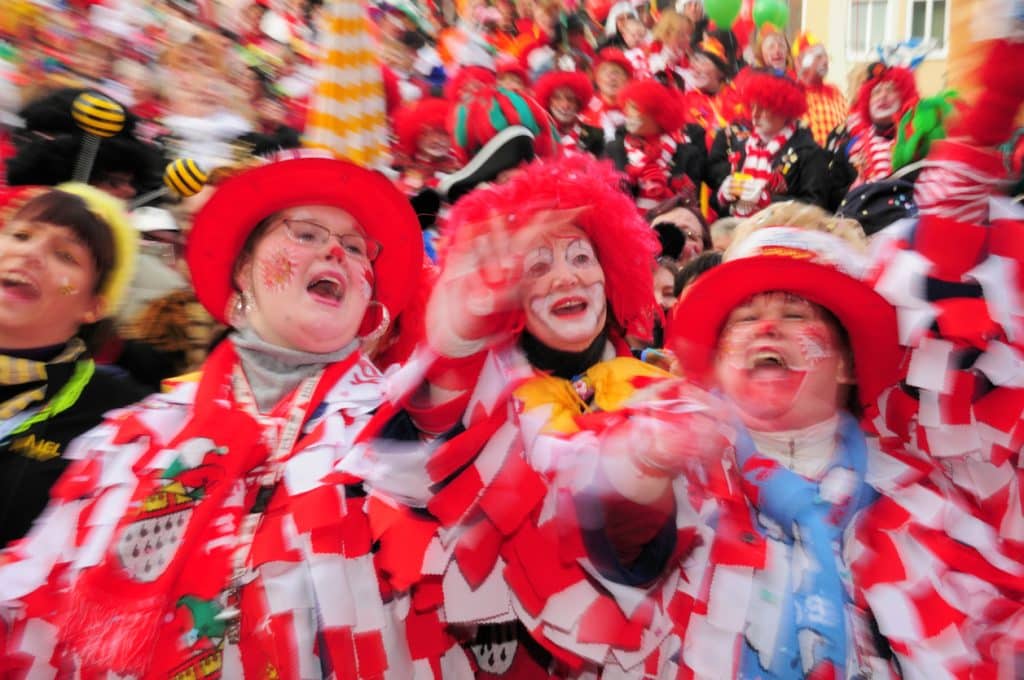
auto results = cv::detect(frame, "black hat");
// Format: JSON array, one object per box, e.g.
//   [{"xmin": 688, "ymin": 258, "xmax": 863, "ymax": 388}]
[{"xmin": 837, "ymin": 179, "xmax": 918, "ymax": 236}]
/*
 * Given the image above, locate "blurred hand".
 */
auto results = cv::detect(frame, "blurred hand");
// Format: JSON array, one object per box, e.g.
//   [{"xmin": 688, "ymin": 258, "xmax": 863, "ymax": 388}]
[{"xmin": 425, "ymin": 216, "xmax": 549, "ymax": 357}]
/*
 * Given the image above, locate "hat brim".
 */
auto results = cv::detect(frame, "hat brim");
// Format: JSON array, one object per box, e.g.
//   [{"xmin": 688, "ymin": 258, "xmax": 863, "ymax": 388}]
[
  {"xmin": 667, "ymin": 257, "xmax": 901, "ymax": 408},
  {"xmin": 187, "ymin": 157, "xmax": 423, "ymax": 324}
]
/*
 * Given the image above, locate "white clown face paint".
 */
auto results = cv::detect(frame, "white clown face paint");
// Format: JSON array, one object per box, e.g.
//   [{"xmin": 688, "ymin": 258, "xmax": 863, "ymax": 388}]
[{"xmin": 521, "ymin": 227, "xmax": 608, "ymax": 352}]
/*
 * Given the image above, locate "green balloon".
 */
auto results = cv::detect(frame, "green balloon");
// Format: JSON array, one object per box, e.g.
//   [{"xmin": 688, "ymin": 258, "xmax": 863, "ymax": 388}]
[
  {"xmin": 705, "ymin": 0, "xmax": 742, "ymax": 29},
  {"xmin": 754, "ymin": 0, "xmax": 790, "ymax": 29}
]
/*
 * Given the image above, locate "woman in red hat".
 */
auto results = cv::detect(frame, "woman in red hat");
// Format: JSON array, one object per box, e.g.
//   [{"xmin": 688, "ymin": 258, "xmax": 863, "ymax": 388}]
[
  {"xmin": 0, "ymin": 153, "xmax": 465, "ymax": 679},
  {"xmin": 361, "ymin": 153, "xmax": 720, "ymax": 677},
  {"xmin": 606, "ymin": 79, "xmax": 706, "ymax": 211},
  {"xmin": 546, "ymin": 216, "xmax": 1024, "ymax": 678},
  {"xmin": 709, "ymin": 68, "xmax": 828, "ymax": 216}
]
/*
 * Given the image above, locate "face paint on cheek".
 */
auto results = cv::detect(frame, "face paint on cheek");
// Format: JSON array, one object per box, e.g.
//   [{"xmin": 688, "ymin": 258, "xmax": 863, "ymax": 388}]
[
  {"xmin": 718, "ymin": 325, "xmax": 753, "ymax": 369},
  {"xmin": 791, "ymin": 323, "xmax": 835, "ymax": 370},
  {"xmin": 58, "ymin": 277, "xmax": 77, "ymax": 296},
  {"xmin": 258, "ymin": 249, "xmax": 298, "ymax": 291},
  {"xmin": 358, "ymin": 263, "xmax": 374, "ymax": 299}
]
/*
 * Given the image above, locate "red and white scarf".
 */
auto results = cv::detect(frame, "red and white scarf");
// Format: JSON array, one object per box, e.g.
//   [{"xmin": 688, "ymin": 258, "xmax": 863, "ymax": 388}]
[
  {"xmin": 847, "ymin": 112, "xmax": 894, "ymax": 187},
  {"xmin": 624, "ymin": 131, "xmax": 693, "ymax": 209},
  {"xmin": 556, "ymin": 121, "xmax": 584, "ymax": 153},
  {"xmin": 731, "ymin": 125, "xmax": 794, "ymax": 217}
]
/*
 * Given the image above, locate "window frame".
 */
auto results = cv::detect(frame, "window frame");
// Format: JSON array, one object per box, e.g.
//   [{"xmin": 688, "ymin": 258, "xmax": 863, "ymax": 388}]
[
  {"xmin": 905, "ymin": 0, "xmax": 950, "ymax": 59},
  {"xmin": 846, "ymin": 0, "xmax": 893, "ymax": 62}
]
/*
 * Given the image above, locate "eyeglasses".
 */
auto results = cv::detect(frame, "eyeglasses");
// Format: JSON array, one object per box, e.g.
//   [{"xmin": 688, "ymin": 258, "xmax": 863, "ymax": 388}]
[{"xmin": 279, "ymin": 219, "xmax": 382, "ymax": 262}]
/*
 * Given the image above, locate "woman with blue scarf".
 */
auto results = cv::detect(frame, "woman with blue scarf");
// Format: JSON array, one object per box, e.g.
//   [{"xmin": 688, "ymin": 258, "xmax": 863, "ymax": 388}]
[{"xmin": 577, "ymin": 219, "xmax": 1024, "ymax": 678}]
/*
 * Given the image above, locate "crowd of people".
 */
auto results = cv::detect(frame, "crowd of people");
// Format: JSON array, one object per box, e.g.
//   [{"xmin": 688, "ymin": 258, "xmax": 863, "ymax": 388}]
[{"xmin": 1, "ymin": 0, "xmax": 1024, "ymax": 678}]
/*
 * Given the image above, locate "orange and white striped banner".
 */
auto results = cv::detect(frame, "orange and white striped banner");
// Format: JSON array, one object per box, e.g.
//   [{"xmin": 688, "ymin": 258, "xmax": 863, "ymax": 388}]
[{"xmin": 305, "ymin": 0, "xmax": 389, "ymax": 168}]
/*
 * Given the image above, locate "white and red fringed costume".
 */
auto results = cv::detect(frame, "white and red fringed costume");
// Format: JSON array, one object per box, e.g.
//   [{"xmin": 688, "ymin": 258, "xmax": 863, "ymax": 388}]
[
  {"xmin": 0, "ymin": 156, "xmax": 464, "ymax": 679},
  {"xmin": 648, "ymin": 226, "xmax": 1024, "ymax": 679},
  {"xmin": 868, "ymin": 35, "xmax": 1024, "ymax": 550},
  {"xmin": 357, "ymin": 155, "xmax": 687, "ymax": 678}
]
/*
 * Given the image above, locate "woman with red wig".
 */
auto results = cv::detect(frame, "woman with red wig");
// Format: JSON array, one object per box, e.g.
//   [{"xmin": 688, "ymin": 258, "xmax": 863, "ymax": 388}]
[
  {"xmin": 533, "ymin": 70, "xmax": 604, "ymax": 156},
  {"xmin": 359, "ymin": 153, "xmax": 718, "ymax": 677},
  {"xmin": 708, "ymin": 68, "xmax": 828, "ymax": 216},
  {"xmin": 391, "ymin": 98, "xmax": 460, "ymax": 195},
  {"xmin": 605, "ymin": 78, "xmax": 706, "ymax": 210}
]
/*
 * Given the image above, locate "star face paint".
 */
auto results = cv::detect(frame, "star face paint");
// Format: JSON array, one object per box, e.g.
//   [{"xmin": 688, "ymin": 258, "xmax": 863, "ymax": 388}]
[
  {"xmin": 258, "ymin": 248, "xmax": 298, "ymax": 292},
  {"xmin": 58, "ymin": 277, "xmax": 78, "ymax": 296},
  {"xmin": 521, "ymin": 229, "xmax": 608, "ymax": 352},
  {"xmin": 714, "ymin": 292, "xmax": 850, "ymax": 431}
]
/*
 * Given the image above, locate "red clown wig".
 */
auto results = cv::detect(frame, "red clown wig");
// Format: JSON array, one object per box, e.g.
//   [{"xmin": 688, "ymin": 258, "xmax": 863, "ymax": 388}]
[
  {"xmin": 619, "ymin": 79, "xmax": 686, "ymax": 133},
  {"xmin": 441, "ymin": 154, "xmax": 661, "ymax": 339},
  {"xmin": 533, "ymin": 70, "xmax": 594, "ymax": 112},
  {"xmin": 393, "ymin": 98, "xmax": 452, "ymax": 158},
  {"xmin": 852, "ymin": 63, "xmax": 919, "ymax": 127},
  {"xmin": 741, "ymin": 68, "xmax": 807, "ymax": 120},
  {"xmin": 444, "ymin": 65, "xmax": 498, "ymax": 102}
]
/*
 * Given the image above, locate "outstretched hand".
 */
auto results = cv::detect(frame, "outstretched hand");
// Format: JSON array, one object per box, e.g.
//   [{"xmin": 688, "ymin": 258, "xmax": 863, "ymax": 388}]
[{"xmin": 425, "ymin": 214, "xmax": 555, "ymax": 358}]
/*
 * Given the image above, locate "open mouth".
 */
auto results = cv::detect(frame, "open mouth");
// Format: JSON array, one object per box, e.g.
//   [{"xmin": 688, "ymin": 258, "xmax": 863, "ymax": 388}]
[
  {"xmin": 550, "ymin": 297, "xmax": 588, "ymax": 317},
  {"xmin": 747, "ymin": 350, "xmax": 788, "ymax": 371},
  {"xmin": 0, "ymin": 272, "xmax": 41, "ymax": 300},
  {"xmin": 306, "ymin": 275, "xmax": 345, "ymax": 304}
]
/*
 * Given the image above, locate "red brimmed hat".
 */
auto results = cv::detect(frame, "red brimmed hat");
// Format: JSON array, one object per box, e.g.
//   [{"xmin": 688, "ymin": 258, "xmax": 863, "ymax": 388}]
[
  {"xmin": 741, "ymin": 68, "xmax": 807, "ymax": 120},
  {"xmin": 618, "ymin": 79, "xmax": 685, "ymax": 133},
  {"xmin": 187, "ymin": 153, "xmax": 423, "ymax": 324},
  {"xmin": 668, "ymin": 227, "xmax": 900, "ymax": 408},
  {"xmin": 533, "ymin": 70, "xmax": 594, "ymax": 111},
  {"xmin": 393, "ymin": 98, "xmax": 451, "ymax": 158}
]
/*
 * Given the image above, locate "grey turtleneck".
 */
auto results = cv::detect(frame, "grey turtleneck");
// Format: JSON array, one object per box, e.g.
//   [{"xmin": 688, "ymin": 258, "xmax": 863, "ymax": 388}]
[{"xmin": 231, "ymin": 327, "xmax": 359, "ymax": 413}]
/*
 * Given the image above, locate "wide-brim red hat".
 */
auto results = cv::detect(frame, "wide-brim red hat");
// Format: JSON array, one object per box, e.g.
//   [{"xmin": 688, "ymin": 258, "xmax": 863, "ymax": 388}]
[
  {"xmin": 188, "ymin": 155, "xmax": 423, "ymax": 325},
  {"xmin": 668, "ymin": 227, "xmax": 900, "ymax": 409}
]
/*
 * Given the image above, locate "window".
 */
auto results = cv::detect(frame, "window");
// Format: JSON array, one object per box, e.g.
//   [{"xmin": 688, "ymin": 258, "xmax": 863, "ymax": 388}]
[
  {"xmin": 848, "ymin": 0, "xmax": 889, "ymax": 57},
  {"xmin": 908, "ymin": 0, "xmax": 948, "ymax": 51}
]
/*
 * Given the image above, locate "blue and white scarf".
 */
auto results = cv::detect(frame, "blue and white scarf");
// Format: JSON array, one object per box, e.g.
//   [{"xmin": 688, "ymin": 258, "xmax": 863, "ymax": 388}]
[{"xmin": 733, "ymin": 412, "xmax": 877, "ymax": 679}]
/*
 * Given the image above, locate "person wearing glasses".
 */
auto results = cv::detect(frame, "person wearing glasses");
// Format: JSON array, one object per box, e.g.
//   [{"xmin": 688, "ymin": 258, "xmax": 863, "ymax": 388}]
[{"xmin": 0, "ymin": 153, "xmax": 466, "ymax": 679}]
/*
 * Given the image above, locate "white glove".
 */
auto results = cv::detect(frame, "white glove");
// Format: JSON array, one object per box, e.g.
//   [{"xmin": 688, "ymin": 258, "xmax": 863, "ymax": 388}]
[
  {"xmin": 718, "ymin": 175, "xmax": 741, "ymax": 202},
  {"xmin": 739, "ymin": 177, "xmax": 767, "ymax": 202}
]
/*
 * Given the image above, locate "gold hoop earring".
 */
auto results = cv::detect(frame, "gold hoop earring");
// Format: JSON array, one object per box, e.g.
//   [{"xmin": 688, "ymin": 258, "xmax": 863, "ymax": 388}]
[{"xmin": 229, "ymin": 290, "xmax": 254, "ymax": 328}]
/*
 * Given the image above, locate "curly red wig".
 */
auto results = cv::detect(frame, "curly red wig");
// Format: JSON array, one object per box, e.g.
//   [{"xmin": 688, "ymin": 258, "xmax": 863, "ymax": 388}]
[
  {"xmin": 440, "ymin": 154, "xmax": 661, "ymax": 338},
  {"xmin": 619, "ymin": 79, "xmax": 686, "ymax": 133},
  {"xmin": 593, "ymin": 47, "xmax": 634, "ymax": 79},
  {"xmin": 496, "ymin": 58, "xmax": 532, "ymax": 88},
  {"xmin": 444, "ymin": 65, "xmax": 498, "ymax": 102},
  {"xmin": 852, "ymin": 65, "xmax": 918, "ymax": 127},
  {"xmin": 393, "ymin": 98, "xmax": 452, "ymax": 158},
  {"xmin": 741, "ymin": 68, "xmax": 807, "ymax": 120},
  {"xmin": 533, "ymin": 71, "xmax": 594, "ymax": 112}
]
